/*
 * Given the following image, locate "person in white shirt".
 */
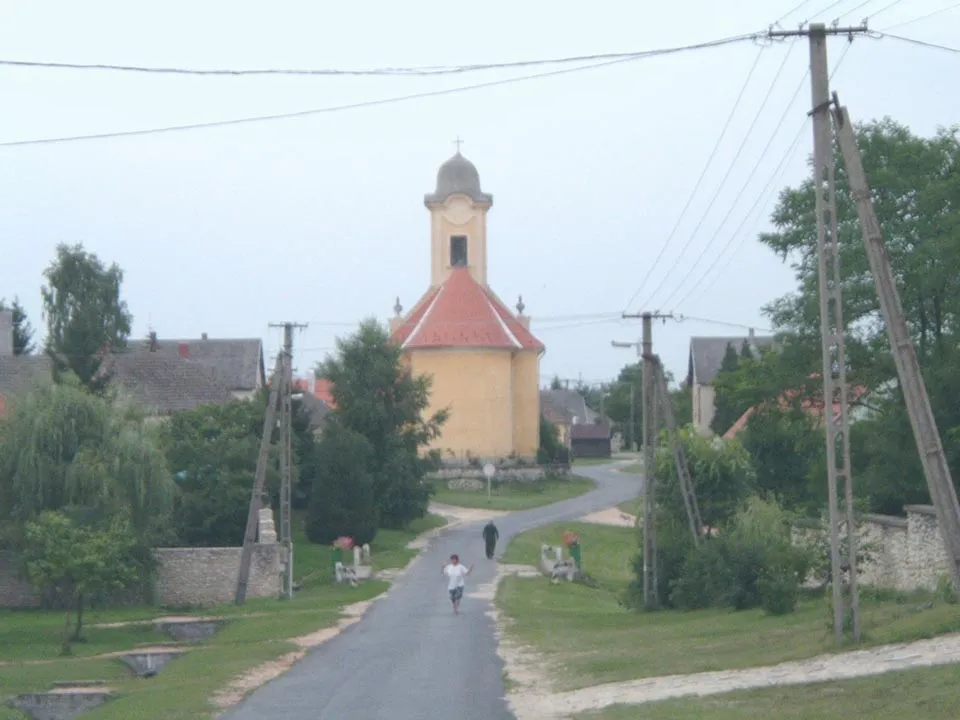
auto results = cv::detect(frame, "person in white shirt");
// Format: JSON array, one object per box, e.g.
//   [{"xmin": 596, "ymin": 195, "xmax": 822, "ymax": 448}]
[{"xmin": 441, "ymin": 554, "xmax": 473, "ymax": 614}]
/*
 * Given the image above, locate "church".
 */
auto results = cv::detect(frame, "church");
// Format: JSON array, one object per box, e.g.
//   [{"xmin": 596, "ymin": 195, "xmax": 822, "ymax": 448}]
[{"xmin": 390, "ymin": 149, "xmax": 545, "ymax": 461}]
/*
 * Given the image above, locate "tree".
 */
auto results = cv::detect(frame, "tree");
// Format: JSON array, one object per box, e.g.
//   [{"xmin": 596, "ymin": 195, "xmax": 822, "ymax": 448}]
[
  {"xmin": 160, "ymin": 396, "xmax": 281, "ymax": 547},
  {"xmin": 0, "ymin": 376, "xmax": 174, "ymax": 546},
  {"xmin": 549, "ymin": 376, "xmax": 563, "ymax": 391},
  {"xmin": 758, "ymin": 118, "xmax": 960, "ymax": 510},
  {"xmin": 710, "ymin": 343, "xmax": 746, "ymax": 435},
  {"xmin": 42, "ymin": 243, "xmax": 133, "ymax": 392},
  {"xmin": 20, "ymin": 511, "xmax": 142, "ymax": 654},
  {"xmin": 739, "ymin": 339, "xmax": 753, "ymax": 360},
  {"xmin": 306, "ymin": 424, "xmax": 378, "ymax": 546},
  {"xmin": 0, "ymin": 297, "xmax": 35, "ymax": 354},
  {"xmin": 537, "ymin": 413, "xmax": 569, "ymax": 465},
  {"xmin": 319, "ymin": 319, "xmax": 447, "ymax": 529}
]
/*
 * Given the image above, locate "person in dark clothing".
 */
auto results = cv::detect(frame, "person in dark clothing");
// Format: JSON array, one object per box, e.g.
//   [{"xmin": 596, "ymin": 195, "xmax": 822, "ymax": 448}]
[{"xmin": 482, "ymin": 521, "xmax": 499, "ymax": 559}]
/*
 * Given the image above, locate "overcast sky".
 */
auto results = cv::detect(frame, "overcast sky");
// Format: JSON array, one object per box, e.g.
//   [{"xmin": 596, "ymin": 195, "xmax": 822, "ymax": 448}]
[{"xmin": 1, "ymin": 0, "xmax": 957, "ymax": 386}]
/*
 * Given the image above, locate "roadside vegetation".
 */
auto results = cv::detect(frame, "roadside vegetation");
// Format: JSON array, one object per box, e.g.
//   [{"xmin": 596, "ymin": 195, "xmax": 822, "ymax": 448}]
[{"xmin": 430, "ymin": 474, "xmax": 595, "ymax": 511}]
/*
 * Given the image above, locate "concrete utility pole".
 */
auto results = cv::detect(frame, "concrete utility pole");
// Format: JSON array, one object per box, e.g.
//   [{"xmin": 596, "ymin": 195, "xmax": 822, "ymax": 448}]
[
  {"xmin": 771, "ymin": 21, "xmax": 867, "ymax": 646},
  {"xmin": 832, "ymin": 96, "xmax": 960, "ymax": 598},
  {"xmin": 271, "ymin": 321, "xmax": 308, "ymax": 601},
  {"xmin": 235, "ymin": 353, "xmax": 283, "ymax": 605},
  {"xmin": 620, "ymin": 310, "xmax": 674, "ymax": 609}
]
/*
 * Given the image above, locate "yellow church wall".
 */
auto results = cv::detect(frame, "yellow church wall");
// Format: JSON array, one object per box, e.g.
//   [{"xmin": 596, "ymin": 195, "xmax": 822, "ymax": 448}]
[
  {"xmin": 410, "ymin": 348, "xmax": 514, "ymax": 459},
  {"xmin": 429, "ymin": 196, "xmax": 488, "ymax": 287},
  {"xmin": 511, "ymin": 350, "xmax": 541, "ymax": 458}
]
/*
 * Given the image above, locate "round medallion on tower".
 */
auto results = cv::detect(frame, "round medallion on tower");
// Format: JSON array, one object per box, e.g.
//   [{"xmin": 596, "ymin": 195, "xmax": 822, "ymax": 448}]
[{"xmin": 424, "ymin": 148, "xmax": 493, "ymax": 207}]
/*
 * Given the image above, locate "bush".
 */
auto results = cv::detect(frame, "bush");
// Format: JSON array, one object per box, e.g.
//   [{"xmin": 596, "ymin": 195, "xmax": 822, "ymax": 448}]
[
  {"xmin": 657, "ymin": 496, "xmax": 810, "ymax": 616},
  {"xmin": 305, "ymin": 424, "xmax": 378, "ymax": 546}
]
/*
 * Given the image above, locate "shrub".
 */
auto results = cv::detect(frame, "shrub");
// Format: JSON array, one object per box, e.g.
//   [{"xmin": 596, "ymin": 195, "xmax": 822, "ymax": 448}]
[{"xmin": 305, "ymin": 424, "xmax": 378, "ymax": 546}]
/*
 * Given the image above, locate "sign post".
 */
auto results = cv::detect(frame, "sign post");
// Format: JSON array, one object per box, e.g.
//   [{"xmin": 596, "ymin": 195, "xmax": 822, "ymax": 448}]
[{"xmin": 482, "ymin": 463, "xmax": 496, "ymax": 503}]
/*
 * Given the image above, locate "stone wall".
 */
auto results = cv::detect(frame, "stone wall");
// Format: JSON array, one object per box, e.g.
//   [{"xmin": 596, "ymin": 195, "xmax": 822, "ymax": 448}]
[
  {"xmin": 0, "ymin": 508, "xmax": 281, "ymax": 609},
  {"xmin": 794, "ymin": 504, "xmax": 952, "ymax": 592}
]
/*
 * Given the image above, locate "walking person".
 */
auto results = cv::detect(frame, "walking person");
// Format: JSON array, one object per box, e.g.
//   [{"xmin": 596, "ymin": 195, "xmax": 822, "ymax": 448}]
[
  {"xmin": 482, "ymin": 520, "xmax": 499, "ymax": 559},
  {"xmin": 441, "ymin": 554, "xmax": 473, "ymax": 615}
]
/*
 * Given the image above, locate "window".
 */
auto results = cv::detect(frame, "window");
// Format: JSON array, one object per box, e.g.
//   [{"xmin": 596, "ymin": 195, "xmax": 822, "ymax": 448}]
[{"xmin": 450, "ymin": 235, "xmax": 468, "ymax": 267}]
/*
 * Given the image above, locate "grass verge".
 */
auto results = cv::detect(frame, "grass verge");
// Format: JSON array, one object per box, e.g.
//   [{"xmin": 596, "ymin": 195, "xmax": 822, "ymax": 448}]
[
  {"xmin": 619, "ymin": 462, "xmax": 643, "ymax": 474},
  {"xmin": 497, "ymin": 522, "xmax": 960, "ymax": 692},
  {"xmin": 576, "ymin": 663, "xmax": 960, "ymax": 719},
  {"xmin": 430, "ymin": 475, "xmax": 595, "ymax": 511},
  {"xmin": 0, "ymin": 513, "xmax": 446, "ymax": 719}
]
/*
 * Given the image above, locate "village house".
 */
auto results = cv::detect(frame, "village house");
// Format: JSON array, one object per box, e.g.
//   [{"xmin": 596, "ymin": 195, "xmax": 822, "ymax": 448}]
[
  {"xmin": 0, "ymin": 311, "xmax": 258, "ymax": 419},
  {"xmin": 389, "ymin": 150, "xmax": 545, "ymax": 461},
  {"xmin": 540, "ymin": 387, "xmax": 614, "ymax": 458},
  {"xmin": 687, "ymin": 329, "xmax": 776, "ymax": 435}
]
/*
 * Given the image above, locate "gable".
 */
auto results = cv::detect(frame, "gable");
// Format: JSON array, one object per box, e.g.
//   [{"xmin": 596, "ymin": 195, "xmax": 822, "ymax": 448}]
[{"xmin": 689, "ymin": 335, "xmax": 776, "ymax": 386}]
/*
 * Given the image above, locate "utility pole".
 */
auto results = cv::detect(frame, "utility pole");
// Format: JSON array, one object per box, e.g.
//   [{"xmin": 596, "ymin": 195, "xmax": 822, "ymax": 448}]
[
  {"xmin": 832, "ymin": 96, "xmax": 960, "ymax": 597},
  {"xmin": 270, "ymin": 321, "xmax": 308, "ymax": 601},
  {"xmin": 620, "ymin": 310, "xmax": 674, "ymax": 609},
  {"xmin": 235, "ymin": 353, "xmax": 283, "ymax": 605},
  {"xmin": 653, "ymin": 355, "xmax": 703, "ymax": 545},
  {"xmin": 770, "ymin": 21, "xmax": 867, "ymax": 646}
]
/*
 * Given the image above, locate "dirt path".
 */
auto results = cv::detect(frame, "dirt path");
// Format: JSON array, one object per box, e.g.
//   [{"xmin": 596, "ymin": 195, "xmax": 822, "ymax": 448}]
[{"xmin": 490, "ymin": 566, "xmax": 960, "ymax": 718}]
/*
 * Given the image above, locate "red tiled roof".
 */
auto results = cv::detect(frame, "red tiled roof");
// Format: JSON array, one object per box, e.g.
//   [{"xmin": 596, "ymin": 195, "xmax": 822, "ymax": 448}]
[
  {"xmin": 314, "ymin": 378, "xmax": 336, "ymax": 409},
  {"xmin": 723, "ymin": 384, "xmax": 869, "ymax": 440},
  {"xmin": 390, "ymin": 268, "xmax": 544, "ymax": 351}
]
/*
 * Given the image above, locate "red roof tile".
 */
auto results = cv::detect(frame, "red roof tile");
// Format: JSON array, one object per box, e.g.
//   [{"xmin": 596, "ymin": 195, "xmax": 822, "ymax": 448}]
[
  {"xmin": 391, "ymin": 269, "xmax": 544, "ymax": 351},
  {"xmin": 314, "ymin": 378, "xmax": 336, "ymax": 409}
]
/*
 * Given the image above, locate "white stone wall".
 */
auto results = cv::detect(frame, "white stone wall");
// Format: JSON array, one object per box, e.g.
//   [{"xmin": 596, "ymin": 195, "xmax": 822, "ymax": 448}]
[{"xmin": 794, "ymin": 505, "xmax": 952, "ymax": 593}]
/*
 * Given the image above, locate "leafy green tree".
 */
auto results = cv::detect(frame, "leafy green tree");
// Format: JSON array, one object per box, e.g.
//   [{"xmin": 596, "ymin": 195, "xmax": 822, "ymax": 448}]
[
  {"xmin": 306, "ymin": 423, "xmax": 378, "ymax": 546},
  {"xmin": 20, "ymin": 511, "xmax": 142, "ymax": 654},
  {"xmin": 739, "ymin": 339, "xmax": 753, "ymax": 360},
  {"xmin": 710, "ymin": 343, "xmax": 746, "ymax": 435},
  {"xmin": 0, "ymin": 376, "xmax": 173, "ymax": 546},
  {"xmin": 654, "ymin": 426, "xmax": 756, "ymax": 529},
  {"xmin": 42, "ymin": 243, "xmax": 133, "ymax": 392},
  {"xmin": 537, "ymin": 413, "xmax": 569, "ymax": 464},
  {"xmin": 0, "ymin": 297, "xmax": 35, "ymax": 355},
  {"xmin": 160, "ymin": 396, "xmax": 281, "ymax": 547},
  {"xmin": 319, "ymin": 319, "xmax": 447, "ymax": 529}
]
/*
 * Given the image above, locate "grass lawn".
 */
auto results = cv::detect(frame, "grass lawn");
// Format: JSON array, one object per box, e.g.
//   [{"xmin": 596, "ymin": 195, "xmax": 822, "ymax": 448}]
[
  {"xmin": 498, "ymin": 522, "xmax": 960, "ymax": 692},
  {"xmin": 0, "ymin": 513, "xmax": 446, "ymax": 719},
  {"xmin": 616, "ymin": 499, "xmax": 640, "ymax": 517},
  {"xmin": 430, "ymin": 475, "xmax": 595, "ymax": 511},
  {"xmin": 576, "ymin": 663, "xmax": 960, "ymax": 719},
  {"xmin": 619, "ymin": 462, "xmax": 643, "ymax": 474},
  {"xmin": 572, "ymin": 457, "xmax": 616, "ymax": 466}
]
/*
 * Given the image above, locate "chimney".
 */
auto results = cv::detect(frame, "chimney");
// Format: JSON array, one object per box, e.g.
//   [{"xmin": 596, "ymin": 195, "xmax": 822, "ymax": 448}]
[
  {"xmin": 149, "ymin": 331, "xmax": 158, "ymax": 352},
  {"xmin": 178, "ymin": 342, "xmax": 189, "ymax": 359},
  {"xmin": 201, "ymin": 332, "xmax": 208, "ymax": 340},
  {"xmin": 0, "ymin": 310, "xmax": 13, "ymax": 356}
]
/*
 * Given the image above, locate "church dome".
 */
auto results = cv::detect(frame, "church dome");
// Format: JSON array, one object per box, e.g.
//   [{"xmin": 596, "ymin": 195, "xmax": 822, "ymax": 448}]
[{"xmin": 424, "ymin": 151, "xmax": 494, "ymax": 206}]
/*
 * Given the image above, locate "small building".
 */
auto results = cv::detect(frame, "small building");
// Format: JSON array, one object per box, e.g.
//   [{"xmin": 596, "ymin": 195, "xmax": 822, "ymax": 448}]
[
  {"xmin": 687, "ymin": 330, "xmax": 775, "ymax": 435},
  {"xmin": 540, "ymin": 388, "xmax": 613, "ymax": 457},
  {"xmin": 389, "ymin": 150, "xmax": 545, "ymax": 461},
  {"xmin": 570, "ymin": 419, "xmax": 613, "ymax": 459}
]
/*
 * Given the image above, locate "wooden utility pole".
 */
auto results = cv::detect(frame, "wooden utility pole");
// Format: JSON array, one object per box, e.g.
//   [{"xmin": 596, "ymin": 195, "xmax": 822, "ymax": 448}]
[
  {"xmin": 620, "ymin": 310, "xmax": 674, "ymax": 608},
  {"xmin": 271, "ymin": 321, "xmax": 307, "ymax": 601},
  {"xmin": 770, "ymin": 21, "xmax": 867, "ymax": 645},
  {"xmin": 653, "ymin": 355, "xmax": 703, "ymax": 545},
  {"xmin": 832, "ymin": 97, "xmax": 960, "ymax": 597},
  {"xmin": 235, "ymin": 353, "xmax": 283, "ymax": 605}
]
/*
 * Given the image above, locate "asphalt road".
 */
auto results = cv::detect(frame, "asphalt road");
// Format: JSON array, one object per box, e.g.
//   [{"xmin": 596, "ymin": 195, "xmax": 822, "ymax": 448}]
[{"xmin": 222, "ymin": 462, "xmax": 641, "ymax": 720}]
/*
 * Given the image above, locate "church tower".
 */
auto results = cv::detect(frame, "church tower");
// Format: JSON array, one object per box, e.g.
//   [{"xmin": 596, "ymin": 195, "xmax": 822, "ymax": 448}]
[{"xmin": 390, "ymin": 148, "xmax": 545, "ymax": 462}]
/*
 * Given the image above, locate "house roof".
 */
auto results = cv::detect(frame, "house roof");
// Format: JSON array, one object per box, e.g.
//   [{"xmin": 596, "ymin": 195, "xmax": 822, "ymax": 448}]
[
  {"xmin": 296, "ymin": 392, "xmax": 331, "ymax": 429},
  {"xmin": 101, "ymin": 352, "xmax": 236, "ymax": 414},
  {"xmin": 128, "ymin": 337, "xmax": 264, "ymax": 391},
  {"xmin": 540, "ymin": 389, "xmax": 599, "ymax": 425},
  {"xmin": 391, "ymin": 268, "xmax": 544, "ymax": 351},
  {"xmin": 571, "ymin": 419, "xmax": 612, "ymax": 440},
  {"xmin": 688, "ymin": 335, "xmax": 776, "ymax": 386},
  {"xmin": 722, "ymin": 383, "xmax": 870, "ymax": 439},
  {"xmin": 0, "ymin": 352, "xmax": 235, "ymax": 416}
]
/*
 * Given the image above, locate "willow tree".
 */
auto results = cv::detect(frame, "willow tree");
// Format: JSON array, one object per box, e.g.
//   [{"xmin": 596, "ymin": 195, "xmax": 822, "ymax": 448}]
[{"xmin": 0, "ymin": 376, "xmax": 174, "ymax": 547}]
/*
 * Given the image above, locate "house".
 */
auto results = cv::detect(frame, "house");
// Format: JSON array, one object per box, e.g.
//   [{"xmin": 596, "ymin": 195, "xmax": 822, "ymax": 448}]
[
  {"xmin": 0, "ymin": 312, "xmax": 248, "ymax": 419},
  {"xmin": 723, "ymin": 381, "xmax": 872, "ymax": 440},
  {"xmin": 388, "ymin": 150, "xmax": 545, "ymax": 461},
  {"xmin": 687, "ymin": 329, "xmax": 776, "ymax": 435},
  {"xmin": 291, "ymin": 377, "xmax": 334, "ymax": 434},
  {"xmin": 540, "ymin": 388, "xmax": 613, "ymax": 457},
  {"xmin": 128, "ymin": 333, "xmax": 265, "ymax": 400}
]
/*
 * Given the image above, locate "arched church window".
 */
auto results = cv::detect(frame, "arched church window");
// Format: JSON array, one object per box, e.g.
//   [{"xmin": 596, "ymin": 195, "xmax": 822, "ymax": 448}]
[{"xmin": 450, "ymin": 235, "xmax": 468, "ymax": 267}]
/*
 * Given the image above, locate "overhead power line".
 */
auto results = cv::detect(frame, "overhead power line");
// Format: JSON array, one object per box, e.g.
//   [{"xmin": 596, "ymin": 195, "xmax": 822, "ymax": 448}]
[
  {"xmin": 0, "ymin": 38, "xmax": 759, "ymax": 78},
  {"xmin": 879, "ymin": 31, "xmax": 960, "ymax": 54},
  {"xmin": 633, "ymin": 39, "xmax": 800, "ymax": 313},
  {"xmin": 880, "ymin": 1, "xmax": 960, "ymax": 30},
  {"xmin": 671, "ymin": 35, "xmax": 854, "ymax": 311},
  {"xmin": 867, "ymin": 0, "xmax": 908, "ymax": 22},
  {"xmin": 621, "ymin": 43, "xmax": 769, "ymax": 314},
  {"xmin": 0, "ymin": 31, "xmax": 760, "ymax": 149}
]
